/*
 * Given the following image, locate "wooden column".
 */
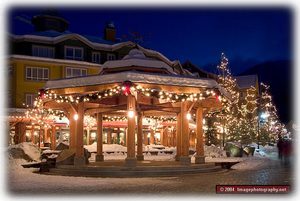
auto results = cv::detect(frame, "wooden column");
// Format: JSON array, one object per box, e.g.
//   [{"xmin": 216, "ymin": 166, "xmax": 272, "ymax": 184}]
[
  {"xmin": 31, "ymin": 125, "xmax": 35, "ymax": 144},
  {"xmin": 163, "ymin": 127, "xmax": 168, "ymax": 147},
  {"xmin": 143, "ymin": 132, "xmax": 148, "ymax": 145},
  {"xmin": 125, "ymin": 94, "xmax": 137, "ymax": 166},
  {"xmin": 195, "ymin": 107, "xmax": 205, "ymax": 164},
  {"xmin": 189, "ymin": 130, "xmax": 196, "ymax": 148},
  {"xmin": 137, "ymin": 112, "xmax": 144, "ymax": 160},
  {"xmin": 14, "ymin": 122, "xmax": 26, "ymax": 144},
  {"xmin": 69, "ymin": 110, "xmax": 77, "ymax": 149},
  {"xmin": 39, "ymin": 126, "xmax": 43, "ymax": 148},
  {"xmin": 175, "ymin": 112, "xmax": 182, "ymax": 161},
  {"xmin": 74, "ymin": 102, "xmax": 86, "ymax": 166},
  {"xmin": 51, "ymin": 125, "xmax": 56, "ymax": 150},
  {"xmin": 44, "ymin": 128, "xmax": 50, "ymax": 146},
  {"xmin": 86, "ymin": 128, "xmax": 90, "ymax": 145},
  {"xmin": 180, "ymin": 101, "xmax": 191, "ymax": 165},
  {"xmin": 173, "ymin": 129, "xmax": 176, "ymax": 147},
  {"xmin": 150, "ymin": 129, "xmax": 155, "ymax": 144},
  {"xmin": 107, "ymin": 128, "xmax": 112, "ymax": 144},
  {"xmin": 96, "ymin": 113, "xmax": 104, "ymax": 161}
]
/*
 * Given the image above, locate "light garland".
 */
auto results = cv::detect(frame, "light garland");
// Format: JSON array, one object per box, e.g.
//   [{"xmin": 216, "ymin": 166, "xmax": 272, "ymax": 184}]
[{"xmin": 37, "ymin": 82, "xmax": 224, "ymax": 104}]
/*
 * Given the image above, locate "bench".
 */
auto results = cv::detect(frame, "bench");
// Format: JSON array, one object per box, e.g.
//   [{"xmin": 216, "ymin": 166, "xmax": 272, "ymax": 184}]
[{"xmin": 215, "ymin": 162, "xmax": 240, "ymax": 169}]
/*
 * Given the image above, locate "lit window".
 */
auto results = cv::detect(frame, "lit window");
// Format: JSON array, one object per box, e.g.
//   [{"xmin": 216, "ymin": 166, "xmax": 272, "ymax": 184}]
[
  {"xmin": 92, "ymin": 52, "xmax": 101, "ymax": 64},
  {"xmin": 107, "ymin": 53, "xmax": 116, "ymax": 61},
  {"xmin": 25, "ymin": 67, "xmax": 49, "ymax": 81},
  {"xmin": 66, "ymin": 67, "xmax": 87, "ymax": 78},
  {"xmin": 25, "ymin": 94, "xmax": 37, "ymax": 107},
  {"xmin": 64, "ymin": 46, "xmax": 83, "ymax": 60},
  {"xmin": 32, "ymin": 45, "xmax": 54, "ymax": 58}
]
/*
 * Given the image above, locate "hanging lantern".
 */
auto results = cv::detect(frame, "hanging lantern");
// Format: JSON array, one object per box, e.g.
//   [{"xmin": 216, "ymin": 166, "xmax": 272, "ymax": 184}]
[
  {"xmin": 122, "ymin": 81, "xmax": 133, "ymax": 96},
  {"xmin": 38, "ymin": 89, "xmax": 46, "ymax": 99}
]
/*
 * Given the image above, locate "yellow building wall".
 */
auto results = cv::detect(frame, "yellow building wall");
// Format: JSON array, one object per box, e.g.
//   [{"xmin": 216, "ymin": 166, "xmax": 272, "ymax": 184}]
[{"xmin": 10, "ymin": 59, "xmax": 101, "ymax": 108}]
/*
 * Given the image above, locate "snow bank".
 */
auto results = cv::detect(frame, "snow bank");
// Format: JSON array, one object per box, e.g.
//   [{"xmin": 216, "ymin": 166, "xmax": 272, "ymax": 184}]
[
  {"xmin": 8, "ymin": 158, "xmax": 39, "ymax": 175},
  {"xmin": 8, "ymin": 142, "xmax": 41, "ymax": 162},
  {"xmin": 84, "ymin": 143, "xmax": 127, "ymax": 153},
  {"xmin": 254, "ymin": 145, "xmax": 278, "ymax": 159},
  {"xmin": 204, "ymin": 145, "xmax": 226, "ymax": 158}
]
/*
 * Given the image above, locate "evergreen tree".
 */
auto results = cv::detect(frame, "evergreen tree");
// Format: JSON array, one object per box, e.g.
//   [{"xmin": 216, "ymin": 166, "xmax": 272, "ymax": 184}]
[
  {"xmin": 258, "ymin": 83, "xmax": 285, "ymax": 145},
  {"xmin": 237, "ymin": 86, "xmax": 258, "ymax": 145},
  {"xmin": 204, "ymin": 116, "xmax": 219, "ymax": 146},
  {"xmin": 216, "ymin": 53, "xmax": 240, "ymax": 144}
]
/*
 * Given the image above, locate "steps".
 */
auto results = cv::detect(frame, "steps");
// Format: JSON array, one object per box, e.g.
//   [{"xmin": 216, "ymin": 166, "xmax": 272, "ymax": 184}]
[{"xmin": 47, "ymin": 162, "xmax": 223, "ymax": 177}]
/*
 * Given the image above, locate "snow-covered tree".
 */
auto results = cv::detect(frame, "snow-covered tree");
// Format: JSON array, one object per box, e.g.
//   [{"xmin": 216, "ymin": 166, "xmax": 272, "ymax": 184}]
[
  {"xmin": 258, "ymin": 83, "xmax": 285, "ymax": 145},
  {"xmin": 235, "ymin": 86, "xmax": 258, "ymax": 145},
  {"xmin": 216, "ymin": 53, "xmax": 241, "ymax": 144}
]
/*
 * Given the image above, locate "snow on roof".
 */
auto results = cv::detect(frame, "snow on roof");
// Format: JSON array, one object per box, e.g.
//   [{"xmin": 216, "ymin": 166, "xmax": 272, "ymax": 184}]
[
  {"xmin": 11, "ymin": 33, "xmax": 135, "ymax": 51},
  {"xmin": 103, "ymin": 49, "xmax": 175, "ymax": 74},
  {"xmin": 25, "ymin": 30, "xmax": 72, "ymax": 37},
  {"xmin": 10, "ymin": 55, "xmax": 102, "ymax": 68},
  {"xmin": 44, "ymin": 71, "xmax": 224, "ymax": 93},
  {"xmin": 137, "ymin": 45, "xmax": 178, "ymax": 67},
  {"xmin": 7, "ymin": 108, "xmax": 28, "ymax": 117},
  {"xmin": 235, "ymin": 75, "xmax": 258, "ymax": 89},
  {"xmin": 10, "ymin": 33, "xmax": 179, "ymax": 67}
]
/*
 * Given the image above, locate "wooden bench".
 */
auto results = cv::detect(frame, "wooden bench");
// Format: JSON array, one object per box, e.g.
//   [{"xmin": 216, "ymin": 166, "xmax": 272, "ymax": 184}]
[{"xmin": 215, "ymin": 162, "xmax": 240, "ymax": 169}]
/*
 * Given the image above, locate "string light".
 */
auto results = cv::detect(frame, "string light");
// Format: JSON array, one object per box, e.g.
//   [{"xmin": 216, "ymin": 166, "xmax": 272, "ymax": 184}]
[
  {"xmin": 73, "ymin": 114, "xmax": 79, "ymax": 121},
  {"xmin": 186, "ymin": 113, "xmax": 192, "ymax": 120},
  {"xmin": 127, "ymin": 110, "xmax": 135, "ymax": 118}
]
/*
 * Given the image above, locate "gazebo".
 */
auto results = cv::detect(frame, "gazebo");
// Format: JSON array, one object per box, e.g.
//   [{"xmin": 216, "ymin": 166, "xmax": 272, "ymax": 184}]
[{"xmin": 39, "ymin": 49, "xmax": 229, "ymax": 166}]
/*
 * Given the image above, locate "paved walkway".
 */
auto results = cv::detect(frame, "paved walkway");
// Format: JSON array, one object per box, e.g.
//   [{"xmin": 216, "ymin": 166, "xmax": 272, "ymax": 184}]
[{"xmin": 88, "ymin": 158, "xmax": 293, "ymax": 194}]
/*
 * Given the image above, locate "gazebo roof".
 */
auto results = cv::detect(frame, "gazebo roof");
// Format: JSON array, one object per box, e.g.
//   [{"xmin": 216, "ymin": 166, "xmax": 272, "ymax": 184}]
[
  {"xmin": 102, "ymin": 49, "xmax": 176, "ymax": 74},
  {"xmin": 44, "ymin": 71, "xmax": 225, "ymax": 93}
]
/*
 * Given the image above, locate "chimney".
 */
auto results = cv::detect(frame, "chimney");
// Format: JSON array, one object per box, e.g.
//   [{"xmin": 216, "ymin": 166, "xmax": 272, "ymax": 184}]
[
  {"xmin": 104, "ymin": 21, "xmax": 116, "ymax": 42},
  {"xmin": 32, "ymin": 10, "xmax": 69, "ymax": 32}
]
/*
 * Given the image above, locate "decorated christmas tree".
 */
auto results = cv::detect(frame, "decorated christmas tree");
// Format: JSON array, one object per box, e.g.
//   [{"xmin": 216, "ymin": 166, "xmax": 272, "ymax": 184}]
[
  {"xmin": 258, "ymin": 83, "xmax": 285, "ymax": 145},
  {"xmin": 216, "ymin": 53, "xmax": 241, "ymax": 145}
]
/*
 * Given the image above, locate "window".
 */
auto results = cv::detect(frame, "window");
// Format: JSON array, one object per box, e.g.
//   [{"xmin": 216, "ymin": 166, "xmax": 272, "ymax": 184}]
[
  {"xmin": 32, "ymin": 45, "xmax": 54, "ymax": 58},
  {"xmin": 64, "ymin": 46, "xmax": 83, "ymax": 60},
  {"xmin": 25, "ymin": 67, "xmax": 49, "ymax": 81},
  {"xmin": 25, "ymin": 94, "xmax": 37, "ymax": 107},
  {"xmin": 66, "ymin": 67, "xmax": 87, "ymax": 78},
  {"xmin": 107, "ymin": 53, "xmax": 116, "ymax": 61},
  {"xmin": 92, "ymin": 52, "xmax": 101, "ymax": 64}
]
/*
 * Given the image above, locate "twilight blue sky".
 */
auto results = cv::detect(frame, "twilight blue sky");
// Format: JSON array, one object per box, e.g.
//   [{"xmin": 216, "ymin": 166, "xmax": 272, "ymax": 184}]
[{"xmin": 8, "ymin": 7, "xmax": 292, "ymax": 74}]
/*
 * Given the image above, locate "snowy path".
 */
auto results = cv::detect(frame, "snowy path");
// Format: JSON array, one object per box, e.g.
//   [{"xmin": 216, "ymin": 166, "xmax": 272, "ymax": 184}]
[{"xmin": 7, "ymin": 156, "xmax": 293, "ymax": 195}]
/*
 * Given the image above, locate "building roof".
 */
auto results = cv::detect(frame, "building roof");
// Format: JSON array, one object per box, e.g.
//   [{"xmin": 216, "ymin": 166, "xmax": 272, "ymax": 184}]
[
  {"xmin": 10, "ymin": 33, "xmax": 135, "ymax": 51},
  {"xmin": 13, "ymin": 30, "xmax": 118, "ymax": 45},
  {"xmin": 9, "ymin": 55, "xmax": 102, "ymax": 68},
  {"xmin": 235, "ymin": 75, "xmax": 258, "ymax": 89}
]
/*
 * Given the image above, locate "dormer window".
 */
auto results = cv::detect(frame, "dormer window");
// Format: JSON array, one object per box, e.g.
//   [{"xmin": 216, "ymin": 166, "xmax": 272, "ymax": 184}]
[
  {"xmin": 64, "ymin": 46, "xmax": 83, "ymax": 60},
  {"xmin": 107, "ymin": 53, "xmax": 116, "ymax": 61},
  {"xmin": 32, "ymin": 45, "xmax": 54, "ymax": 58},
  {"xmin": 92, "ymin": 52, "xmax": 101, "ymax": 64}
]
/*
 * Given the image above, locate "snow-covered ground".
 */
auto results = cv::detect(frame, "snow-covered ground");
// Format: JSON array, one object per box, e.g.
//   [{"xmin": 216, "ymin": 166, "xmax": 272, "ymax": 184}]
[{"xmin": 6, "ymin": 142, "xmax": 280, "ymax": 195}]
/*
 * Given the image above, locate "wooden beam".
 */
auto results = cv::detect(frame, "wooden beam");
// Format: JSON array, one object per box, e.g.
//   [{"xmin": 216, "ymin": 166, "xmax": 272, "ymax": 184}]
[
  {"xmin": 143, "ymin": 110, "xmax": 178, "ymax": 116},
  {"xmin": 85, "ymin": 104, "xmax": 127, "ymax": 114},
  {"xmin": 49, "ymin": 83, "xmax": 119, "ymax": 95}
]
